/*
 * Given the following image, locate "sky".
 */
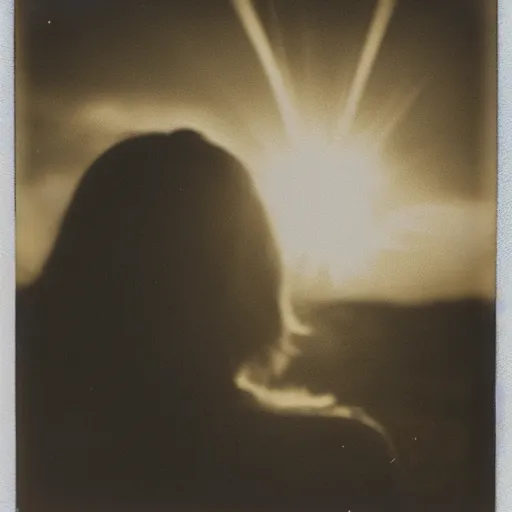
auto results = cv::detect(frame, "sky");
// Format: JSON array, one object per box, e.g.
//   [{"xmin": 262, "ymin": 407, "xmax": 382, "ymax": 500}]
[{"xmin": 15, "ymin": 0, "xmax": 497, "ymax": 302}]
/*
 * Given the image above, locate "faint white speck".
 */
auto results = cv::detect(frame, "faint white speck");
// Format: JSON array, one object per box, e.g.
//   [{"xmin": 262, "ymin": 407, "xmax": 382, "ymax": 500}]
[
  {"xmin": 48, "ymin": 20, "xmax": 51, "ymax": 24},
  {"xmin": 390, "ymin": 458, "xmax": 396, "ymax": 464}
]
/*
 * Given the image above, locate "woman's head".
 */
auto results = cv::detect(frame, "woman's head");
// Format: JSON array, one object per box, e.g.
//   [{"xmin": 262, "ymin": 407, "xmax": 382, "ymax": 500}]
[{"xmin": 41, "ymin": 129, "xmax": 298, "ymax": 379}]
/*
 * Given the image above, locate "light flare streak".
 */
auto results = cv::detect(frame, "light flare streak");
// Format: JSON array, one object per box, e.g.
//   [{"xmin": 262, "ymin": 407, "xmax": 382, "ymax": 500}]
[
  {"xmin": 337, "ymin": 0, "xmax": 398, "ymax": 137},
  {"xmin": 233, "ymin": 0, "xmax": 301, "ymax": 142},
  {"xmin": 376, "ymin": 81, "xmax": 426, "ymax": 147}
]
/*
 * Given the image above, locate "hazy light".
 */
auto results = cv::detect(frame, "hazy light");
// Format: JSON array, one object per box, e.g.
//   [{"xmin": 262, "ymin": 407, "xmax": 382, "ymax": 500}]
[
  {"xmin": 233, "ymin": 0, "xmax": 394, "ymax": 287},
  {"xmin": 16, "ymin": 1, "xmax": 493, "ymax": 303},
  {"xmin": 256, "ymin": 134, "xmax": 386, "ymax": 285}
]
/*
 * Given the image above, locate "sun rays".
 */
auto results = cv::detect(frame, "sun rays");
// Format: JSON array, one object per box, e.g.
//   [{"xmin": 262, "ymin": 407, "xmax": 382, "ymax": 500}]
[{"xmin": 232, "ymin": 0, "xmax": 410, "ymax": 286}]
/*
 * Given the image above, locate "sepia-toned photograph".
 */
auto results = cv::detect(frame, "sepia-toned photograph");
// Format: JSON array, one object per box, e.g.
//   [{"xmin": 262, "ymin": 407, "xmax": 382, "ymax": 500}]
[{"xmin": 15, "ymin": 0, "xmax": 496, "ymax": 510}]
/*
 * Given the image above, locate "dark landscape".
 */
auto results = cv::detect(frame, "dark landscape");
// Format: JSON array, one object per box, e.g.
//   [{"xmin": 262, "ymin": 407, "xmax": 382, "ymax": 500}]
[{"xmin": 284, "ymin": 298, "xmax": 495, "ymax": 511}]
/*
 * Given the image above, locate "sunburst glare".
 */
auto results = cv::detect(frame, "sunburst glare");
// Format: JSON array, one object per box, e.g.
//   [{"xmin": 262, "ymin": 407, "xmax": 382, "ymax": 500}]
[
  {"xmin": 233, "ymin": 0, "xmax": 399, "ymax": 288},
  {"xmin": 256, "ymin": 134, "xmax": 386, "ymax": 286}
]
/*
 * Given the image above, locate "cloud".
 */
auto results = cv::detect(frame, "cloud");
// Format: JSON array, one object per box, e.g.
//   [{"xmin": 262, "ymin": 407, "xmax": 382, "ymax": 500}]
[
  {"xmin": 16, "ymin": 98, "xmax": 496, "ymax": 303},
  {"xmin": 323, "ymin": 201, "xmax": 495, "ymax": 302}
]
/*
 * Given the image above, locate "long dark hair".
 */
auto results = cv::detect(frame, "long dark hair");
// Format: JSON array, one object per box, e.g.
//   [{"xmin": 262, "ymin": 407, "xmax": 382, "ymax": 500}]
[{"xmin": 31, "ymin": 129, "xmax": 300, "ymax": 398}]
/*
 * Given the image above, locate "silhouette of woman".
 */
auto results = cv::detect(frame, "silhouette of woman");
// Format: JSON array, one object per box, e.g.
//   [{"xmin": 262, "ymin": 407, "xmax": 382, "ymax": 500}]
[{"xmin": 17, "ymin": 130, "xmax": 405, "ymax": 511}]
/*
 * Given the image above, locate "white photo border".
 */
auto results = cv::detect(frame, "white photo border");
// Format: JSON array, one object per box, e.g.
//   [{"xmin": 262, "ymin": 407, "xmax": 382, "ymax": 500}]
[
  {"xmin": 497, "ymin": 0, "xmax": 512, "ymax": 510},
  {"xmin": 0, "ymin": 1, "xmax": 509, "ymax": 511},
  {"xmin": 0, "ymin": 0, "xmax": 14, "ymax": 510}
]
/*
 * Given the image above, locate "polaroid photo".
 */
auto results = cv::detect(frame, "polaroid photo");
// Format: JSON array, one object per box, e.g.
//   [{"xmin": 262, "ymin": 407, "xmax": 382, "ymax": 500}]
[{"xmin": 6, "ymin": 0, "xmax": 502, "ymax": 510}]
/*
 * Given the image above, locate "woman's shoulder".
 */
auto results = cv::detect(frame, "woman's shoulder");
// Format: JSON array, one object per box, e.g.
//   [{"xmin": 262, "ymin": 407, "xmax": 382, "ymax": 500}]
[
  {"xmin": 238, "ymin": 383, "xmax": 390, "ymax": 442},
  {"xmin": 232, "ymin": 389, "xmax": 404, "ymax": 509},
  {"xmin": 246, "ymin": 392, "xmax": 395, "ymax": 461},
  {"xmin": 233, "ymin": 384, "xmax": 395, "ymax": 468}
]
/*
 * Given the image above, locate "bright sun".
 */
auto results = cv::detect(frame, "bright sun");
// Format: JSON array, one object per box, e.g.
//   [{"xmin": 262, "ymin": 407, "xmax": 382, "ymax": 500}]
[
  {"xmin": 255, "ymin": 134, "xmax": 386, "ymax": 288},
  {"xmin": 232, "ymin": 0, "xmax": 398, "ymax": 291}
]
